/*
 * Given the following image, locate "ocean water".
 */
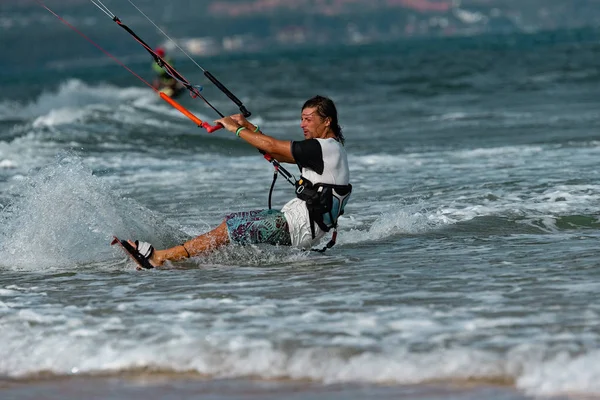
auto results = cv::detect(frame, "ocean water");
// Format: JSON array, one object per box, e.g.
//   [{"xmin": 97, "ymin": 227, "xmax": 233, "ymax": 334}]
[{"xmin": 2, "ymin": 4, "xmax": 600, "ymax": 399}]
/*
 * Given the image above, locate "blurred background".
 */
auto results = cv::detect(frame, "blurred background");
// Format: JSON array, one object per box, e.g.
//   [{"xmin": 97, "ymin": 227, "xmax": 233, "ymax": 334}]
[{"xmin": 4, "ymin": 0, "xmax": 600, "ymax": 70}]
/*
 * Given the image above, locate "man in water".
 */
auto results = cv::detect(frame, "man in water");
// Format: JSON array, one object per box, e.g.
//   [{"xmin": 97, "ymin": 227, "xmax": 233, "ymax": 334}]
[
  {"xmin": 152, "ymin": 47, "xmax": 180, "ymax": 97},
  {"xmin": 127, "ymin": 95, "xmax": 351, "ymax": 268}
]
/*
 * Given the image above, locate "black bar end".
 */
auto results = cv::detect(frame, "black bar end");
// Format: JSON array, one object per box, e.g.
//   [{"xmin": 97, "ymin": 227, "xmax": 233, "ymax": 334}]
[{"xmin": 240, "ymin": 105, "xmax": 251, "ymax": 118}]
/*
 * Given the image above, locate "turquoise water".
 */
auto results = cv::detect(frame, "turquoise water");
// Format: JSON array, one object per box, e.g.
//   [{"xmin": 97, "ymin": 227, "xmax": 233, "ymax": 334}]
[{"xmin": 1, "ymin": 5, "xmax": 600, "ymax": 399}]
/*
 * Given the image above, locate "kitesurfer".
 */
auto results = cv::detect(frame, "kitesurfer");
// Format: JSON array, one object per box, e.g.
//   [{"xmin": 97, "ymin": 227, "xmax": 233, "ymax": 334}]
[
  {"xmin": 152, "ymin": 47, "xmax": 181, "ymax": 97},
  {"xmin": 127, "ymin": 95, "xmax": 352, "ymax": 267}
]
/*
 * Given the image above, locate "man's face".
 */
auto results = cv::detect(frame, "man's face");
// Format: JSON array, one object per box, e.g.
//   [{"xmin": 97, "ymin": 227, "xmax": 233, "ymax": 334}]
[{"xmin": 300, "ymin": 107, "xmax": 329, "ymax": 140}]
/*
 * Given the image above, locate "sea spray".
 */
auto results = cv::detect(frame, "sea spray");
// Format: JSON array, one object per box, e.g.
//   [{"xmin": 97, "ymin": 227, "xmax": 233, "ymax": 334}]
[{"xmin": 0, "ymin": 154, "xmax": 187, "ymax": 270}]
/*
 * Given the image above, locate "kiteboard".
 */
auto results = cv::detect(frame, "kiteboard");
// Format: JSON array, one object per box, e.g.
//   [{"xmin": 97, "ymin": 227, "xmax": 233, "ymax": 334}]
[{"xmin": 111, "ymin": 236, "xmax": 155, "ymax": 270}]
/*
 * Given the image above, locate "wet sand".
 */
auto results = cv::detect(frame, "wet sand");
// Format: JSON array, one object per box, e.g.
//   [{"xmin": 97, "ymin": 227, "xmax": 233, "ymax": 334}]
[{"xmin": 0, "ymin": 373, "xmax": 552, "ymax": 400}]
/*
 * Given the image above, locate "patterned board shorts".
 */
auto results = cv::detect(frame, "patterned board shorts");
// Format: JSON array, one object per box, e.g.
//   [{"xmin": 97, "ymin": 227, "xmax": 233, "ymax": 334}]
[{"xmin": 225, "ymin": 209, "xmax": 292, "ymax": 246}]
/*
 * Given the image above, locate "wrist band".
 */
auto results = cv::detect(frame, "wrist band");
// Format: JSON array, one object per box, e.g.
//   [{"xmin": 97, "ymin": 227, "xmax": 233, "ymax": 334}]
[
  {"xmin": 253, "ymin": 125, "xmax": 260, "ymax": 132},
  {"xmin": 235, "ymin": 126, "xmax": 246, "ymax": 136}
]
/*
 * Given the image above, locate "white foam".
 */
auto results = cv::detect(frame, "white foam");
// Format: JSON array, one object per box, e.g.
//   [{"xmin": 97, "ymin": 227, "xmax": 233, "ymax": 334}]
[
  {"xmin": 517, "ymin": 348, "xmax": 600, "ymax": 396},
  {"xmin": 339, "ymin": 203, "xmax": 440, "ymax": 245},
  {"xmin": 32, "ymin": 107, "xmax": 88, "ymax": 128},
  {"xmin": 0, "ymin": 296, "xmax": 599, "ymax": 397},
  {"xmin": 0, "ymin": 79, "xmax": 151, "ymax": 123},
  {"xmin": 0, "ymin": 159, "xmax": 16, "ymax": 169},
  {"xmin": 429, "ymin": 110, "xmax": 533, "ymax": 122},
  {"xmin": 0, "ymin": 131, "xmax": 63, "ymax": 176},
  {"xmin": 0, "ymin": 336, "xmax": 515, "ymax": 386},
  {"xmin": 0, "ymin": 155, "xmax": 187, "ymax": 270},
  {"xmin": 352, "ymin": 153, "xmax": 417, "ymax": 168},
  {"xmin": 452, "ymin": 145, "xmax": 544, "ymax": 159}
]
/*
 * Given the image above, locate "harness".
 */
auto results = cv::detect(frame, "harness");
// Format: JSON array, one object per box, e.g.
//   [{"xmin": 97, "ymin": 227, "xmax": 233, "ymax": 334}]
[{"xmin": 294, "ymin": 177, "xmax": 352, "ymax": 252}]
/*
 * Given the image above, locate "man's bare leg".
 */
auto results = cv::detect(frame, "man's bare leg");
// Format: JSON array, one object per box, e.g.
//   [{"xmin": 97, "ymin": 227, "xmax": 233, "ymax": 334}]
[{"xmin": 129, "ymin": 220, "xmax": 230, "ymax": 267}]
